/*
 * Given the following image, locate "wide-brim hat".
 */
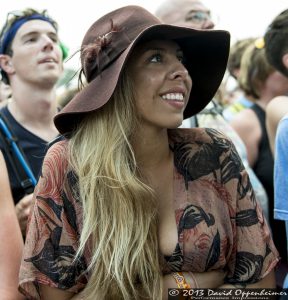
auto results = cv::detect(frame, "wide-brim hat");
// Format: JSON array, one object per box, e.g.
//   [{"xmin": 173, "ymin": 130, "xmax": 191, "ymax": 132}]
[{"xmin": 54, "ymin": 5, "xmax": 230, "ymax": 135}]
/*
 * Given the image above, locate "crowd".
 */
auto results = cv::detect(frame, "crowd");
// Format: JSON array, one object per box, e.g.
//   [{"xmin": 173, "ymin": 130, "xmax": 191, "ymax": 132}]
[{"xmin": 0, "ymin": 1, "xmax": 287, "ymax": 299}]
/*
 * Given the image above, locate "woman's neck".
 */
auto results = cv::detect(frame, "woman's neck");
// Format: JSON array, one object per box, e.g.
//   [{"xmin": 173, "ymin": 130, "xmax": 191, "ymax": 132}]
[{"xmin": 132, "ymin": 127, "xmax": 171, "ymax": 171}]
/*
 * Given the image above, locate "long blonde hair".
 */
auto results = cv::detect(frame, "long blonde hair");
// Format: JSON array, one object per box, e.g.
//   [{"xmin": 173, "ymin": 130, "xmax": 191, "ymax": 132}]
[{"xmin": 68, "ymin": 69, "xmax": 162, "ymax": 299}]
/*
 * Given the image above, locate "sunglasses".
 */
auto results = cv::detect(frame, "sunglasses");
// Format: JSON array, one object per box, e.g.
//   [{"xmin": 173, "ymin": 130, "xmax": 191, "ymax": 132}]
[
  {"xmin": 1, "ymin": 9, "xmax": 51, "ymax": 35},
  {"xmin": 185, "ymin": 11, "xmax": 212, "ymax": 24}
]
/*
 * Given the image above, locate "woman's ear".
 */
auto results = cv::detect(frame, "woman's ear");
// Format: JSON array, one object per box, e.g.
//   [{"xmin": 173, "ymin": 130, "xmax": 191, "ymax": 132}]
[
  {"xmin": 0, "ymin": 54, "xmax": 15, "ymax": 75},
  {"xmin": 282, "ymin": 53, "xmax": 288, "ymax": 71}
]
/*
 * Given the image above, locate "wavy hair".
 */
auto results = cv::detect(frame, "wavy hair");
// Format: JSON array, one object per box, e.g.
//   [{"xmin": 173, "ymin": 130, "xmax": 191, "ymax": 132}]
[{"xmin": 68, "ymin": 68, "xmax": 162, "ymax": 299}]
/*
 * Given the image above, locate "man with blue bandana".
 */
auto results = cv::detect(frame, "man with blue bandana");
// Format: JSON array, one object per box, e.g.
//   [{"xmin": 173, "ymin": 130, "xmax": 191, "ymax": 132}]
[{"xmin": 0, "ymin": 8, "xmax": 64, "ymax": 236}]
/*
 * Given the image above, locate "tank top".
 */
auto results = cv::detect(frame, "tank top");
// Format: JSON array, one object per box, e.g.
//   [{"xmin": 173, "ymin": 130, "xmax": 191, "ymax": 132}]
[
  {"xmin": 0, "ymin": 106, "xmax": 49, "ymax": 204},
  {"xmin": 251, "ymin": 103, "xmax": 287, "ymax": 262},
  {"xmin": 250, "ymin": 104, "xmax": 274, "ymax": 204}
]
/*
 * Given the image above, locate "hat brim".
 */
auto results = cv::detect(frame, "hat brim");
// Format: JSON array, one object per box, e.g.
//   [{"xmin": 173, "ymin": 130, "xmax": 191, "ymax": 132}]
[{"xmin": 54, "ymin": 24, "xmax": 230, "ymax": 134}]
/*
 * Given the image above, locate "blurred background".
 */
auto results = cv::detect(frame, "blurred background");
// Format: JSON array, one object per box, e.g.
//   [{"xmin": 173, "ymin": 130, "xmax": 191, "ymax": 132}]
[
  {"xmin": 1, "ymin": 0, "xmax": 287, "ymax": 68},
  {"xmin": 1, "ymin": 0, "xmax": 287, "ymax": 91}
]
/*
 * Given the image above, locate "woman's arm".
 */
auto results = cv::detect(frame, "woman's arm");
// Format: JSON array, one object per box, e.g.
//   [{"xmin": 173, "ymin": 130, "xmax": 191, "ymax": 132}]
[
  {"xmin": 220, "ymin": 270, "xmax": 276, "ymax": 289},
  {"xmin": 0, "ymin": 151, "xmax": 25, "ymax": 300},
  {"xmin": 39, "ymin": 285, "xmax": 81, "ymax": 300},
  {"xmin": 39, "ymin": 270, "xmax": 226, "ymax": 300}
]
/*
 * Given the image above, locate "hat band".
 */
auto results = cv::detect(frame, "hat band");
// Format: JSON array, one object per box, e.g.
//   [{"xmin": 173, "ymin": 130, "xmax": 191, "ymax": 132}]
[{"xmin": 0, "ymin": 14, "xmax": 56, "ymax": 54}]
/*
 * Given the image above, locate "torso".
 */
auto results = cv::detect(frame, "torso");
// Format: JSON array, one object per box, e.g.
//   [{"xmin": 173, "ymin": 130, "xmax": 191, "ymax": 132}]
[
  {"xmin": 151, "ymin": 152, "xmax": 178, "ymax": 257},
  {"xmin": 0, "ymin": 106, "xmax": 57, "ymax": 203},
  {"xmin": 19, "ymin": 128, "xmax": 279, "ymax": 295}
]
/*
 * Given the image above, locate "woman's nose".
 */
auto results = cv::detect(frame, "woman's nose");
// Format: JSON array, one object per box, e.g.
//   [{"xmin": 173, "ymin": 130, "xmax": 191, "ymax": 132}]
[{"xmin": 168, "ymin": 62, "xmax": 190, "ymax": 81}]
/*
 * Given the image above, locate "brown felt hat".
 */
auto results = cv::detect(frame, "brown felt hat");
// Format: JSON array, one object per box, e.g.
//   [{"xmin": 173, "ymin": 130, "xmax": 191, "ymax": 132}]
[{"xmin": 54, "ymin": 5, "xmax": 230, "ymax": 135}]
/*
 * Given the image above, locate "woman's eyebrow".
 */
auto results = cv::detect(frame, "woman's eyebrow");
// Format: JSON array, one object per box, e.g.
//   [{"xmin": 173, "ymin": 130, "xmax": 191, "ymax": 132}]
[
  {"xmin": 142, "ymin": 46, "xmax": 165, "ymax": 52},
  {"xmin": 141, "ymin": 46, "xmax": 182, "ymax": 53}
]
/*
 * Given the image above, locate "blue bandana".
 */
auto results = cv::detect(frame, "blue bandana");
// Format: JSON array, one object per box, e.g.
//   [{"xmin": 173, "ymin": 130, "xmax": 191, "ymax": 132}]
[{"xmin": 0, "ymin": 14, "xmax": 56, "ymax": 54}]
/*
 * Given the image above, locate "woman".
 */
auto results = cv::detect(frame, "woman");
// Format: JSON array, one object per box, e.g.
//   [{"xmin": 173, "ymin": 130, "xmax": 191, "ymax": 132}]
[
  {"xmin": 230, "ymin": 41, "xmax": 288, "ymax": 264},
  {"xmin": 19, "ymin": 6, "xmax": 279, "ymax": 300},
  {"xmin": 0, "ymin": 151, "xmax": 25, "ymax": 300}
]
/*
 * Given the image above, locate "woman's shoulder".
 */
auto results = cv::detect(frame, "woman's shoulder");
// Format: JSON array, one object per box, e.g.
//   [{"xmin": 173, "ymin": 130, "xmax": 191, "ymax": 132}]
[
  {"xmin": 168, "ymin": 128, "xmax": 237, "ymax": 165},
  {"xmin": 266, "ymin": 96, "xmax": 288, "ymax": 131},
  {"xmin": 46, "ymin": 138, "xmax": 68, "ymax": 158},
  {"xmin": 168, "ymin": 127, "xmax": 232, "ymax": 145},
  {"xmin": 42, "ymin": 139, "xmax": 69, "ymax": 175},
  {"xmin": 169, "ymin": 128, "xmax": 243, "ymax": 183}
]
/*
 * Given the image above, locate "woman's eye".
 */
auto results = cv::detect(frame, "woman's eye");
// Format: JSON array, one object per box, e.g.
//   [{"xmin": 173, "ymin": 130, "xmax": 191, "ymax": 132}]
[
  {"xmin": 150, "ymin": 53, "xmax": 162, "ymax": 63},
  {"xmin": 177, "ymin": 54, "xmax": 187, "ymax": 65}
]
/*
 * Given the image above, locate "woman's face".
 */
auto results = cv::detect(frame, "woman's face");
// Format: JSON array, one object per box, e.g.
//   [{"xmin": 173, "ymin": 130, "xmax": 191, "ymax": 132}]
[{"xmin": 128, "ymin": 39, "xmax": 192, "ymax": 130}]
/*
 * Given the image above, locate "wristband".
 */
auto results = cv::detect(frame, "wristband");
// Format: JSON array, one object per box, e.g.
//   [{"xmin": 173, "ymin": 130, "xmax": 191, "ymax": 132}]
[{"xmin": 172, "ymin": 272, "xmax": 191, "ymax": 289}]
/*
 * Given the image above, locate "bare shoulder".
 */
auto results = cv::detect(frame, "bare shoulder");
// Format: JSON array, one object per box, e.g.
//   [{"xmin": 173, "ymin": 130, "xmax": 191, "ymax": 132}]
[
  {"xmin": 267, "ymin": 95, "xmax": 288, "ymax": 110},
  {"xmin": 266, "ymin": 96, "xmax": 288, "ymax": 126},
  {"xmin": 230, "ymin": 108, "xmax": 259, "ymax": 131}
]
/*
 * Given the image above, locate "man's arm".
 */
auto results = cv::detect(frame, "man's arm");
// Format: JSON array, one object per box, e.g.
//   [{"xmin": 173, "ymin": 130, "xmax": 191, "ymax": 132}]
[{"xmin": 0, "ymin": 151, "xmax": 25, "ymax": 300}]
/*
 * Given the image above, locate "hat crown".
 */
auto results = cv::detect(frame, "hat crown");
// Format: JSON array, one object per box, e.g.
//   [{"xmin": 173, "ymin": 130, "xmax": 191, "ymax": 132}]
[
  {"xmin": 54, "ymin": 5, "xmax": 230, "ymax": 135},
  {"xmin": 81, "ymin": 6, "xmax": 161, "ymax": 81}
]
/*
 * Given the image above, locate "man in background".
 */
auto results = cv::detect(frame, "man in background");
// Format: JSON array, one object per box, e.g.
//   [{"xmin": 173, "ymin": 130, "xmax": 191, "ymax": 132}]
[
  {"xmin": 0, "ymin": 8, "xmax": 63, "ymax": 236},
  {"xmin": 155, "ymin": 0, "xmax": 214, "ymax": 29}
]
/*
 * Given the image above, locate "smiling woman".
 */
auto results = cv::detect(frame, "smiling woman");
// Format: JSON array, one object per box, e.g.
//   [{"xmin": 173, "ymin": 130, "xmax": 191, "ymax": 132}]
[
  {"xmin": 127, "ymin": 39, "xmax": 191, "ymax": 129},
  {"xmin": 18, "ymin": 5, "xmax": 279, "ymax": 300}
]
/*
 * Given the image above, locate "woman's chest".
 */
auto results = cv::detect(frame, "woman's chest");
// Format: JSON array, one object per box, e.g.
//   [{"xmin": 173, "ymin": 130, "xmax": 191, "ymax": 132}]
[{"xmin": 161, "ymin": 177, "xmax": 236, "ymax": 272}]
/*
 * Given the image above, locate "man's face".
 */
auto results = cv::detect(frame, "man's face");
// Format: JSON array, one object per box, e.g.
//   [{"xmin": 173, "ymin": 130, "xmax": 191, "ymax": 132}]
[
  {"xmin": 166, "ymin": 0, "xmax": 214, "ymax": 29},
  {"xmin": 9, "ymin": 19, "xmax": 63, "ymax": 87}
]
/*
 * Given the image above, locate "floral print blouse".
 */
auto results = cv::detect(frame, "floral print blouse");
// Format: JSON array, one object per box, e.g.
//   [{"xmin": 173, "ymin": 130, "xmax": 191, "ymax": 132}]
[{"xmin": 19, "ymin": 128, "xmax": 279, "ymax": 299}]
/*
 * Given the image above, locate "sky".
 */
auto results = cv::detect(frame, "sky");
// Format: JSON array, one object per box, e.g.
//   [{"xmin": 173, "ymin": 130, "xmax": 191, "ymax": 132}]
[{"xmin": 1, "ymin": 0, "xmax": 287, "ymax": 70}]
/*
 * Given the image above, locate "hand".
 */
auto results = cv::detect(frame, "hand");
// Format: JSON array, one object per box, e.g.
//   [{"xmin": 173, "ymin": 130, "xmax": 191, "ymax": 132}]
[{"xmin": 15, "ymin": 193, "xmax": 33, "ymax": 236}]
